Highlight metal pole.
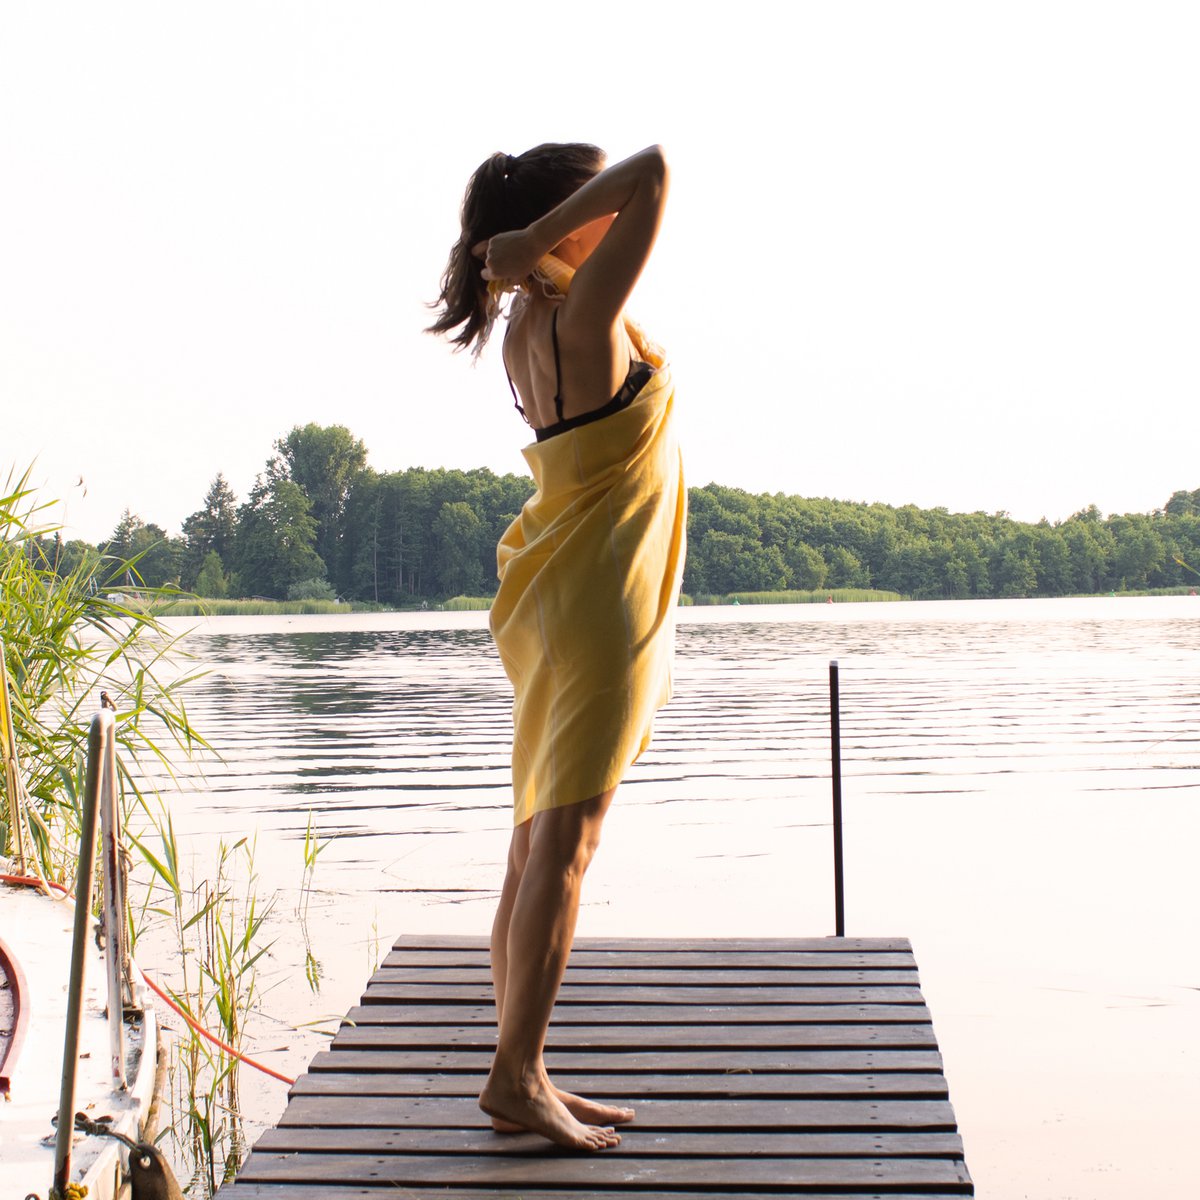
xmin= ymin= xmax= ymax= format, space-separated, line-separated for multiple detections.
xmin=53 ymin=709 xmax=113 ymax=1196
xmin=99 ymin=722 xmax=127 ymax=1088
xmin=830 ymin=660 xmax=845 ymax=937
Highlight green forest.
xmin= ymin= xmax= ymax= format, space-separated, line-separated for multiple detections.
xmin=34 ymin=423 xmax=1200 ymax=603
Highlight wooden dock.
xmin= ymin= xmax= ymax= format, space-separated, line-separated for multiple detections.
xmin=218 ymin=934 xmax=972 ymax=1198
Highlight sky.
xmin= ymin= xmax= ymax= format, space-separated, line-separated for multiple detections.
xmin=2 ymin=1 xmax=1197 ymax=543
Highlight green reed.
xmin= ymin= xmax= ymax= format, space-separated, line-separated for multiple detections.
xmin=690 ymin=588 xmax=906 ymax=605
xmin=133 ymin=811 xmax=279 ymax=1197
xmin=442 ymin=588 xmax=907 ymax=612
xmin=441 ymin=595 xmax=494 ymax=611
xmin=299 ymin=808 xmax=327 ymax=914
xmin=148 ymin=597 xmax=349 ymax=617
xmin=1 ymin=466 xmax=207 ymax=882
xmin=1 ymin=468 xmax=293 ymax=1198
xmin=297 ymin=809 xmax=330 ymax=995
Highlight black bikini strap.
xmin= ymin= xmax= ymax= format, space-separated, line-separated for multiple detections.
xmin=551 ymin=307 xmax=565 ymax=423
xmin=504 ymin=362 xmax=525 ymax=419
xmin=501 ymin=325 xmax=528 ymax=422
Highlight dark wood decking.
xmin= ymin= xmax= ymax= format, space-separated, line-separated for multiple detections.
xmin=218 ymin=934 xmax=972 ymax=1198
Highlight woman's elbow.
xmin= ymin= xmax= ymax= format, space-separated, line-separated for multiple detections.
xmin=637 ymin=145 xmax=669 ymax=198
xmin=642 ymin=144 xmax=669 ymax=181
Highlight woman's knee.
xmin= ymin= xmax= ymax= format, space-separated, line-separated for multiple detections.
xmin=528 ymin=791 xmax=613 ymax=876
xmin=506 ymin=820 xmax=532 ymax=878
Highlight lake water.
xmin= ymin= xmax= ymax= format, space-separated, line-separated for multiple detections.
xmin=153 ymin=596 xmax=1200 ymax=1198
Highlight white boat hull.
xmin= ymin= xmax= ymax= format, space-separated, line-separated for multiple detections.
xmin=0 ymin=882 xmax=160 ymax=1200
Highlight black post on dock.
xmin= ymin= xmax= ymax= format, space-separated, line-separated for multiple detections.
xmin=829 ymin=659 xmax=845 ymax=937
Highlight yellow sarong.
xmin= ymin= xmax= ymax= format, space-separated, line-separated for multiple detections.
xmin=489 ymin=266 xmax=686 ymax=826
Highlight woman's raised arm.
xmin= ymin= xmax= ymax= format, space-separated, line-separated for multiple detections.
xmin=476 ymin=145 xmax=669 ymax=330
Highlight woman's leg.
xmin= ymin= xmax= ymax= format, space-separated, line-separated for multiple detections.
xmin=487 ymin=803 xmax=635 ymax=1135
xmin=490 ymin=818 xmax=531 ymax=1021
xmin=479 ymin=788 xmax=625 ymax=1149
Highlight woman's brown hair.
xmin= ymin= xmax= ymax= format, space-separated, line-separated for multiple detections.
xmin=427 ymin=142 xmax=604 ymax=356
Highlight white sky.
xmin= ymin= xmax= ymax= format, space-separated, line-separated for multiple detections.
xmin=2 ymin=2 xmax=1197 ymax=543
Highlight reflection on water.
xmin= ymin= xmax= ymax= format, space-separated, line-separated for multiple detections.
xmin=150 ymin=597 xmax=1200 ymax=1200
xmin=169 ymin=598 xmax=1200 ymax=853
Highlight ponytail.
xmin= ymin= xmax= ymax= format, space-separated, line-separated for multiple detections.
xmin=427 ymin=143 xmax=604 ymax=356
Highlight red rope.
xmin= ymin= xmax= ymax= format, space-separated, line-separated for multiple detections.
xmin=1 ymin=871 xmax=69 ymax=894
xmin=136 ymin=967 xmax=296 ymax=1086
xmin=1 ymin=872 xmax=297 ymax=1086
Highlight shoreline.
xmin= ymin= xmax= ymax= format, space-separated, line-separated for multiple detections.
xmin=145 ymin=584 xmax=1198 ymax=619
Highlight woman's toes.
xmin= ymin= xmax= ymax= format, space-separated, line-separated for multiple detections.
xmin=590 ymin=1124 xmax=619 ymax=1147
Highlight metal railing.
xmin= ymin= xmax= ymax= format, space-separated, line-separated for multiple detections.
xmin=53 ymin=706 xmax=132 ymax=1196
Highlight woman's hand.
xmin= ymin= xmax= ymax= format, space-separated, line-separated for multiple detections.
xmin=473 ymin=230 xmax=540 ymax=284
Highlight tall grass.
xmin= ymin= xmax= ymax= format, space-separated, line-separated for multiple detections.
xmin=441 ymin=595 xmax=493 ymax=611
xmin=1 ymin=468 xmax=287 ymax=1198
xmin=442 ymin=589 xmax=908 ymax=611
xmin=135 ymin=818 xmax=275 ymax=1194
xmin=297 ymin=809 xmax=329 ymax=995
xmin=690 ymin=587 xmax=906 ymax=605
xmin=148 ymin=597 xmax=348 ymax=617
xmin=1102 ymin=585 xmax=1198 ymax=597
xmin=1 ymin=467 xmax=207 ymax=881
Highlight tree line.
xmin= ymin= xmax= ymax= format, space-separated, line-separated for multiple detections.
xmin=35 ymin=423 xmax=1200 ymax=602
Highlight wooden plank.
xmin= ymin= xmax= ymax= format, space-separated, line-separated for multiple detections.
xmin=276 ymin=1095 xmax=960 ymax=1131
xmin=217 ymin=935 xmax=972 ymax=1197
xmin=289 ymin=1071 xmax=950 ymax=1099
xmin=307 ymin=1048 xmax=947 ymax=1075
xmin=221 ymin=1188 xmax=967 ymax=1200
xmin=372 ymin=966 xmax=923 ymax=986
xmin=392 ymin=934 xmax=914 ymax=953
xmin=237 ymin=1151 xmax=971 ymax=1190
xmin=360 ymin=983 xmax=928 ymax=1005
xmin=251 ymin=1126 xmax=966 ymax=1158
xmin=343 ymin=1003 xmax=933 ymax=1026
xmin=384 ymin=949 xmax=918 ymax=969
xmin=332 ymin=1022 xmax=940 ymax=1050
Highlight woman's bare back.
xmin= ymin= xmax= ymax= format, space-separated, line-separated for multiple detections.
xmin=503 ymin=293 xmax=638 ymax=433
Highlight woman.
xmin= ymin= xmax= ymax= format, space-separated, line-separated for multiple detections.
xmin=429 ymin=144 xmax=685 ymax=1151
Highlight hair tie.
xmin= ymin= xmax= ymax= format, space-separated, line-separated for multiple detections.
xmin=504 ymin=154 xmax=516 ymax=177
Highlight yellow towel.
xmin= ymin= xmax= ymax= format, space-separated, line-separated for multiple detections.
xmin=489 ymin=260 xmax=686 ymax=826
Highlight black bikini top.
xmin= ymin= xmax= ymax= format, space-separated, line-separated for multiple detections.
xmin=505 ymin=308 xmax=655 ymax=442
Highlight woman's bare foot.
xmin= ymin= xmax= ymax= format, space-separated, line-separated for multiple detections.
xmin=490 ymin=1086 xmax=634 ymax=1134
xmin=479 ymin=1071 xmax=620 ymax=1150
